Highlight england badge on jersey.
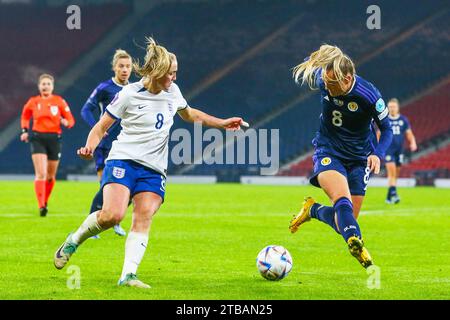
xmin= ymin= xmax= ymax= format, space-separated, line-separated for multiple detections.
xmin=50 ymin=106 xmax=59 ymax=116
xmin=112 ymin=167 xmax=126 ymax=179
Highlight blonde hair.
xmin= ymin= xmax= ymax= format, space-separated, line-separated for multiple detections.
xmin=292 ymin=44 xmax=355 ymax=90
xmin=133 ymin=37 xmax=172 ymax=85
xmin=111 ymin=49 xmax=132 ymax=70
xmin=388 ymin=98 xmax=400 ymax=105
xmin=38 ymin=73 xmax=54 ymax=84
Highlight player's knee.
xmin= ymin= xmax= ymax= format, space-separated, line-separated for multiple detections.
xmin=35 ymin=173 xmax=46 ymax=180
xmin=99 ymin=208 xmax=123 ymax=226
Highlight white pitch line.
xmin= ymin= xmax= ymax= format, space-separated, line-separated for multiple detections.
xmin=360 ymin=207 xmax=449 ymax=216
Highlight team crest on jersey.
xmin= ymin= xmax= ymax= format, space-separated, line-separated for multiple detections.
xmin=333 ymin=98 xmax=344 ymax=106
xmin=50 ymin=106 xmax=59 ymax=116
xmin=399 ymin=120 xmax=404 ymax=126
xmin=375 ymin=98 xmax=386 ymax=112
xmin=347 ymin=102 xmax=358 ymax=112
xmin=321 ymin=157 xmax=332 ymax=166
xmin=112 ymin=167 xmax=125 ymax=179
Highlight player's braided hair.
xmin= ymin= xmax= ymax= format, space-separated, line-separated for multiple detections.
xmin=133 ymin=37 xmax=172 ymax=84
xmin=292 ymin=44 xmax=355 ymax=90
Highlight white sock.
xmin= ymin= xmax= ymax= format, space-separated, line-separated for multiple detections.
xmin=71 ymin=212 xmax=103 ymax=245
xmin=120 ymin=231 xmax=149 ymax=281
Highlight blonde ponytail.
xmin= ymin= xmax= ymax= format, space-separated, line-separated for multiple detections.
xmin=292 ymin=44 xmax=355 ymax=89
xmin=133 ymin=37 xmax=171 ymax=83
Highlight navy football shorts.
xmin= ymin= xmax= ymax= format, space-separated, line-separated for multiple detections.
xmin=309 ymin=153 xmax=371 ymax=196
xmin=384 ymin=149 xmax=404 ymax=166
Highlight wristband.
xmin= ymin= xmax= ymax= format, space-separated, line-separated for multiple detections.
xmin=21 ymin=128 xmax=28 ymax=134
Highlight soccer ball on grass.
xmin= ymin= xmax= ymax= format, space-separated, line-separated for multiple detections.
xmin=256 ymin=245 xmax=292 ymax=281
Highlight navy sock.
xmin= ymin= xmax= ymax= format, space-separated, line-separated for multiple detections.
xmin=334 ymin=197 xmax=362 ymax=242
xmin=387 ymin=186 xmax=394 ymax=200
xmin=89 ymin=189 xmax=103 ymax=215
xmin=388 ymin=186 xmax=396 ymax=197
xmin=310 ymin=203 xmax=339 ymax=234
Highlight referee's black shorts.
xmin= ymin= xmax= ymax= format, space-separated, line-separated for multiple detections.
xmin=29 ymin=131 xmax=62 ymax=161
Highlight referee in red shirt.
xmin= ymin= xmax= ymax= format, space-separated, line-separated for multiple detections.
xmin=20 ymin=74 xmax=75 ymax=216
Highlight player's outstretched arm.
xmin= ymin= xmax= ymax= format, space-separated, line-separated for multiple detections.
xmin=178 ymin=106 xmax=248 ymax=130
xmin=77 ymin=113 xmax=116 ymax=160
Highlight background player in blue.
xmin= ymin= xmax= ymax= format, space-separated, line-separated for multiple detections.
xmin=288 ymin=45 xmax=393 ymax=269
xmin=384 ymin=98 xmax=417 ymax=204
xmin=80 ymin=49 xmax=132 ymax=237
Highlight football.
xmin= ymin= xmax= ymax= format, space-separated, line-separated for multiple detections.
xmin=256 ymin=245 xmax=293 ymax=281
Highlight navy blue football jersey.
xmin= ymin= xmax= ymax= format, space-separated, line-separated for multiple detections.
xmin=386 ymin=114 xmax=410 ymax=153
xmin=81 ymin=78 xmax=125 ymax=149
xmin=313 ymin=73 xmax=392 ymax=161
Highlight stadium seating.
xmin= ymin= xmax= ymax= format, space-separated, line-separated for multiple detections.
xmin=401 ymin=143 xmax=450 ymax=178
xmin=0 ymin=3 xmax=130 ymax=129
xmin=0 ymin=3 xmax=130 ymax=173
xmin=1 ymin=0 xmax=449 ymax=177
xmin=184 ymin=0 xmax=449 ymax=175
xmin=401 ymin=81 xmax=450 ymax=145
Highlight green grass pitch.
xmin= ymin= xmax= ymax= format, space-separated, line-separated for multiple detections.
xmin=0 ymin=181 xmax=449 ymax=300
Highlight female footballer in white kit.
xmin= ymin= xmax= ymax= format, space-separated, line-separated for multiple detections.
xmin=54 ymin=38 xmax=248 ymax=288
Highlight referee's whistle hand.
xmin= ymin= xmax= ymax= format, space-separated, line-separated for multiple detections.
xmin=20 ymin=133 xmax=29 ymax=143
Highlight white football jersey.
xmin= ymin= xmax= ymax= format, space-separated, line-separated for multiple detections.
xmin=105 ymin=79 xmax=188 ymax=176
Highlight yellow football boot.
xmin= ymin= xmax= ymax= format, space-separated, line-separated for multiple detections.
xmin=347 ymin=236 xmax=373 ymax=268
xmin=289 ymin=197 xmax=315 ymax=233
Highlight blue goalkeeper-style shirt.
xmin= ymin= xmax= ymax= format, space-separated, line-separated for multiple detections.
xmin=313 ymin=73 xmax=392 ymax=161
xmin=80 ymin=78 xmax=125 ymax=149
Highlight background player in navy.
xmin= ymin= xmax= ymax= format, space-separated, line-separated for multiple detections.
xmin=288 ymin=45 xmax=393 ymax=268
xmin=384 ymin=98 xmax=417 ymax=204
xmin=80 ymin=49 xmax=132 ymax=237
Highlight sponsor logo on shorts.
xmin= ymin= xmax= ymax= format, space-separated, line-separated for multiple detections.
xmin=385 ymin=155 xmax=392 ymax=161
xmin=348 ymin=102 xmax=358 ymax=112
xmin=321 ymin=157 xmax=332 ymax=166
xmin=112 ymin=167 xmax=126 ymax=179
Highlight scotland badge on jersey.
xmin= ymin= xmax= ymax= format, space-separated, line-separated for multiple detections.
xmin=112 ymin=167 xmax=126 ymax=179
